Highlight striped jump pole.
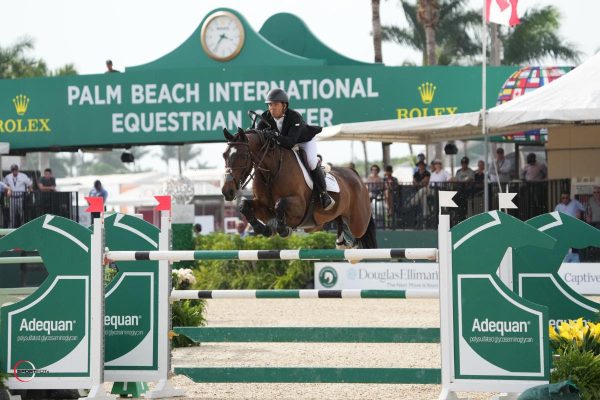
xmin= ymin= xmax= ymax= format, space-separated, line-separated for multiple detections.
xmin=106 ymin=248 xmax=438 ymax=262
xmin=0 ymin=256 xmax=43 ymax=264
xmin=171 ymin=289 xmax=439 ymax=300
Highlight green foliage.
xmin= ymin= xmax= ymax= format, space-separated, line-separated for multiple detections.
xmin=551 ymin=347 xmax=600 ymax=400
xmin=0 ymin=369 xmax=7 ymax=388
xmin=171 ymin=269 xmax=205 ymax=348
xmin=194 ymin=231 xmax=336 ymax=290
xmin=501 ymin=6 xmax=580 ymax=65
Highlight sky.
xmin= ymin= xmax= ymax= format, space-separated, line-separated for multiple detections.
xmin=1 ymin=0 xmax=597 ymax=172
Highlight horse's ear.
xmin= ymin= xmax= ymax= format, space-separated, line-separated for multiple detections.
xmin=223 ymin=128 xmax=234 ymax=142
xmin=236 ymin=127 xmax=248 ymax=143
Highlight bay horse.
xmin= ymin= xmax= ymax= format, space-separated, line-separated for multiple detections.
xmin=221 ymin=127 xmax=377 ymax=248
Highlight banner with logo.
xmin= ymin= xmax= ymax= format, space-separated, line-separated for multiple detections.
xmin=315 ymin=262 xmax=438 ymax=290
xmin=0 ymin=65 xmax=515 ymax=151
xmin=316 ymin=261 xmax=600 ymax=295
xmin=559 ymin=263 xmax=600 ymax=295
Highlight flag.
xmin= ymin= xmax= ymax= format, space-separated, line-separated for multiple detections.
xmin=486 ymin=0 xmax=520 ymax=26
xmin=154 ymin=195 xmax=172 ymax=212
xmin=498 ymin=192 xmax=518 ymax=209
xmin=85 ymin=197 xmax=104 ymax=213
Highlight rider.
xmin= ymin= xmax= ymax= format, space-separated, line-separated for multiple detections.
xmin=254 ymin=88 xmax=335 ymax=211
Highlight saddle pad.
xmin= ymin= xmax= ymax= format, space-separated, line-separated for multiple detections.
xmin=292 ymin=150 xmax=340 ymax=193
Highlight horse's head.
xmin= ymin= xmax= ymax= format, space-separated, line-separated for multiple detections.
xmin=222 ymin=127 xmax=252 ymax=201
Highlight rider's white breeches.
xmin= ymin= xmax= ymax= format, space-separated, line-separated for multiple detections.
xmin=298 ymin=139 xmax=319 ymax=170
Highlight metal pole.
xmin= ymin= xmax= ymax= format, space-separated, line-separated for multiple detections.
xmin=482 ymin=0 xmax=490 ymax=212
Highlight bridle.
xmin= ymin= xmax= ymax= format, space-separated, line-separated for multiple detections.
xmin=224 ymin=132 xmax=281 ymax=191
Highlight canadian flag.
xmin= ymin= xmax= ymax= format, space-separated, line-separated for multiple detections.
xmin=486 ymin=0 xmax=520 ymax=26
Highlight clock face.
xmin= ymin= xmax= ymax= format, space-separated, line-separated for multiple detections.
xmin=201 ymin=11 xmax=245 ymax=61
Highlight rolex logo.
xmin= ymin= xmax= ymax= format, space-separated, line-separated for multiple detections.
xmin=12 ymin=95 xmax=30 ymax=116
xmin=418 ymin=82 xmax=436 ymax=105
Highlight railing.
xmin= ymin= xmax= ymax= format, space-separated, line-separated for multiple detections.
xmin=365 ymin=179 xmax=570 ymax=230
xmin=0 ymin=191 xmax=79 ymax=228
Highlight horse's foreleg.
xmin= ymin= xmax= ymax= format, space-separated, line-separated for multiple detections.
xmin=274 ymin=196 xmax=305 ymax=238
xmin=274 ymin=198 xmax=292 ymax=237
xmin=239 ymin=199 xmax=273 ymax=237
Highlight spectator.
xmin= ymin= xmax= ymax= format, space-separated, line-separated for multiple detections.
xmin=383 ymin=165 xmax=399 ymax=218
xmin=105 ymin=59 xmax=120 ymax=73
xmin=489 ymin=148 xmax=511 ymax=183
xmin=413 ymin=160 xmax=430 ymax=187
xmin=474 ymin=160 xmax=485 ymax=184
xmin=193 ymin=223 xmax=202 ymax=237
xmin=586 ymin=186 xmax=600 ymax=228
xmin=38 ymin=168 xmax=56 ymax=215
xmin=236 ymin=221 xmax=248 ymax=238
xmin=521 ymin=153 xmax=547 ymax=182
xmin=555 ymin=192 xmax=585 ymax=263
xmin=454 ymin=157 xmax=475 ymax=182
xmin=4 ymin=164 xmax=32 ymax=228
xmin=366 ymin=164 xmax=382 ymax=199
xmin=89 ymin=180 xmax=108 ymax=223
xmin=39 ymin=168 xmax=56 ymax=192
xmin=555 ymin=192 xmax=585 ymax=219
xmin=412 ymin=153 xmax=427 ymax=174
xmin=429 ymin=159 xmax=450 ymax=186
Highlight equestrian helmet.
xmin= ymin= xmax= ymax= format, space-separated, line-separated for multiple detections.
xmin=265 ymin=88 xmax=289 ymax=103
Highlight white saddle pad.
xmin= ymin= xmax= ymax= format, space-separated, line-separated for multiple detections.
xmin=292 ymin=150 xmax=340 ymax=193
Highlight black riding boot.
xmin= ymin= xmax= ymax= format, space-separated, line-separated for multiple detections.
xmin=311 ymin=166 xmax=335 ymax=211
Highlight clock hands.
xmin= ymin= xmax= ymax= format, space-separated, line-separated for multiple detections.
xmin=212 ymin=33 xmax=236 ymax=53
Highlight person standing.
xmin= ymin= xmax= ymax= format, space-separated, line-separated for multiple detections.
xmin=105 ymin=59 xmax=120 ymax=73
xmin=38 ymin=168 xmax=57 ymax=215
xmin=489 ymin=148 xmax=511 ymax=183
xmin=89 ymin=180 xmax=108 ymax=223
xmin=521 ymin=153 xmax=547 ymax=182
xmin=474 ymin=160 xmax=486 ymax=184
xmin=429 ymin=160 xmax=450 ymax=186
xmin=3 ymin=165 xmax=32 ymax=228
xmin=454 ymin=157 xmax=475 ymax=182
xmin=555 ymin=192 xmax=586 ymax=263
xmin=586 ymin=186 xmax=600 ymax=228
xmin=366 ymin=164 xmax=383 ymax=199
xmin=383 ymin=165 xmax=399 ymax=220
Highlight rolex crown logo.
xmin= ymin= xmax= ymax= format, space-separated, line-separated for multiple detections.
xmin=418 ymin=82 xmax=436 ymax=105
xmin=12 ymin=94 xmax=30 ymax=116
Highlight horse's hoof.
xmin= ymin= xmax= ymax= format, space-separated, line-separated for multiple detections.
xmin=256 ymin=225 xmax=273 ymax=237
xmin=277 ymin=226 xmax=292 ymax=238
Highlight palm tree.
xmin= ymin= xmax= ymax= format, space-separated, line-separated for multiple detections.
xmin=417 ymin=0 xmax=440 ymax=65
xmin=0 ymin=37 xmax=49 ymax=78
xmin=500 ymin=6 xmax=580 ymax=65
xmin=372 ymin=0 xmax=383 ymax=63
xmin=382 ymin=0 xmax=480 ymax=65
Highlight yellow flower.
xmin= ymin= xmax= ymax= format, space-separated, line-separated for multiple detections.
xmin=549 ymin=325 xmax=559 ymax=340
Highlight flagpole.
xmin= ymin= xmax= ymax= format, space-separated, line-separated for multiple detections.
xmin=482 ymin=0 xmax=489 ymax=212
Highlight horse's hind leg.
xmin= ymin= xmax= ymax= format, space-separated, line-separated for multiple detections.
xmin=240 ymin=199 xmax=273 ymax=237
xmin=335 ymin=217 xmax=346 ymax=249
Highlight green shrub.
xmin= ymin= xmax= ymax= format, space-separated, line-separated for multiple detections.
xmin=551 ymin=347 xmax=600 ymax=400
xmin=194 ymin=231 xmax=336 ymax=289
xmin=171 ymin=268 xmax=206 ymax=348
xmin=0 ymin=369 xmax=7 ymax=388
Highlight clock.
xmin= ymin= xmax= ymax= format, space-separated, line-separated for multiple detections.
xmin=200 ymin=11 xmax=245 ymax=61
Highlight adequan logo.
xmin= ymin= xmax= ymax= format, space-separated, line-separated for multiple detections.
xmin=396 ymin=82 xmax=458 ymax=119
xmin=0 ymin=94 xmax=51 ymax=133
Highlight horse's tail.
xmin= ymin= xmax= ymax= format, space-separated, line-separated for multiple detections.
xmin=357 ymin=216 xmax=378 ymax=249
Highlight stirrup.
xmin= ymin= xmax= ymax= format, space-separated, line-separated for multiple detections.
xmin=321 ymin=193 xmax=335 ymax=211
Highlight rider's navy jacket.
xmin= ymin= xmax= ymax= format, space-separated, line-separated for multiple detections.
xmin=255 ymin=108 xmax=322 ymax=149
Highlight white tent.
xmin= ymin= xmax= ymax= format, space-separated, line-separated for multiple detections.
xmin=318 ymin=53 xmax=600 ymax=143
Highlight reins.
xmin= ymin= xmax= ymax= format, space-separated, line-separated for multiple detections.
xmin=225 ymin=132 xmax=282 ymax=191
